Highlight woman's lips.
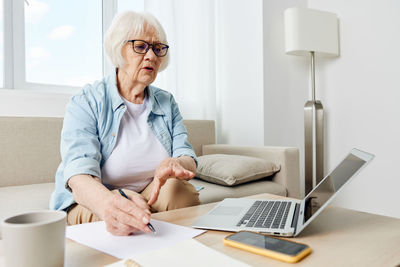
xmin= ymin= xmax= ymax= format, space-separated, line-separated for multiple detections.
xmin=143 ymin=67 xmax=154 ymax=72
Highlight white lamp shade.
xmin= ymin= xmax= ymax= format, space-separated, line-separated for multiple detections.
xmin=284 ymin=7 xmax=339 ymax=57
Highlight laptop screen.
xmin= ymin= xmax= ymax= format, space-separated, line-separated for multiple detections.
xmin=303 ymin=153 xmax=367 ymax=224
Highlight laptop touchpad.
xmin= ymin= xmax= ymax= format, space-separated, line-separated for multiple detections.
xmin=210 ymin=206 xmax=243 ymax=216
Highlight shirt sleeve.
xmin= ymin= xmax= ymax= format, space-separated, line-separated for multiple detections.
xmin=170 ymin=95 xmax=198 ymax=167
xmin=61 ymin=91 xmax=102 ymax=191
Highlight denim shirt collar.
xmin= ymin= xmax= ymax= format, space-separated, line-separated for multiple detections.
xmin=108 ymin=70 xmax=165 ymax=116
xmin=147 ymin=85 xmax=165 ymax=116
xmin=107 ymin=70 xmax=124 ymax=111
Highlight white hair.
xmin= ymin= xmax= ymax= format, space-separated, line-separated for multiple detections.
xmin=104 ymin=11 xmax=169 ymax=71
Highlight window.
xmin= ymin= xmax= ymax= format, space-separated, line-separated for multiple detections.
xmin=24 ymin=0 xmax=103 ymax=87
xmin=1 ymin=0 xmax=148 ymax=92
xmin=0 ymin=0 xmax=4 ymax=87
xmin=2 ymin=0 xmax=114 ymax=92
xmin=1 ymin=0 xmax=205 ymax=97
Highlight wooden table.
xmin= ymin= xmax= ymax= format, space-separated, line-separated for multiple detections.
xmin=1 ymin=193 xmax=400 ymax=266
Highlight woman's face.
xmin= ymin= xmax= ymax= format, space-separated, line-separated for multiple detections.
xmin=120 ymin=26 xmax=164 ymax=87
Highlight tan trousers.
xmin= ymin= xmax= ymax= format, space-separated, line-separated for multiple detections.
xmin=67 ymin=178 xmax=200 ymax=225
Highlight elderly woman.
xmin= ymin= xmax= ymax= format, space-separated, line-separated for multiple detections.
xmin=50 ymin=11 xmax=200 ymax=236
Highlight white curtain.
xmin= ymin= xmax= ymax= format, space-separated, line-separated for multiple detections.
xmin=143 ymin=0 xmax=217 ymax=120
xmin=119 ymin=0 xmax=266 ymax=146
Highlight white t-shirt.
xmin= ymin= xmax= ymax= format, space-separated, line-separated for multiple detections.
xmin=101 ymin=95 xmax=170 ymax=192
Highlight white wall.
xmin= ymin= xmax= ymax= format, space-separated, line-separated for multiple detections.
xmin=304 ymin=0 xmax=400 ymax=218
xmin=215 ymin=0 xmax=265 ymax=146
xmin=263 ymin=0 xmax=400 ymax=218
xmin=263 ymin=0 xmax=308 ymax=198
xmin=0 ymin=89 xmax=70 ymax=117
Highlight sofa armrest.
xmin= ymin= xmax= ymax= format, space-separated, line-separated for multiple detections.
xmin=202 ymin=144 xmax=301 ymax=199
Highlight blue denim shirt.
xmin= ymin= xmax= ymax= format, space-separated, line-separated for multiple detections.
xmin=49 ymin=71 xmax=197 ymax=211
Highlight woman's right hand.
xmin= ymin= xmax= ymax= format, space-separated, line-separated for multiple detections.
xmin=100 ymin=191 xmax=152 ymax=236
xmin=69 ymin=175 xmax=152 ymax=236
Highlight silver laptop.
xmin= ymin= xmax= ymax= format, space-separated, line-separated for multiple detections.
xmin=193 ymin=148 xmax=374 ymax=237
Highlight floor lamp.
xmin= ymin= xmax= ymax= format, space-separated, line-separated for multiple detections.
xmin=284 ymin=7 xmax=339 ymax=195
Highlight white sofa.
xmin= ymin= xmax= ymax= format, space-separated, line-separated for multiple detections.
xmin=0 ymin=117 xmax=300 ymax=237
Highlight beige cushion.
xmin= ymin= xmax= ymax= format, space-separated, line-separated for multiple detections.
xmin=196 ymin=154 xmax=280 ymax=186
xmin=189 ymin=178 xmax=286 ymax=204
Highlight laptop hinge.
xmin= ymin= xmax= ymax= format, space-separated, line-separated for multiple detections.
xmin=291 ymin=203 xmax=300 ymax=232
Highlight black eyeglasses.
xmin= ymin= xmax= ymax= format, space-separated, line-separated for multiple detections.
xmin=126 ymin=40 xmax=169 ymax=57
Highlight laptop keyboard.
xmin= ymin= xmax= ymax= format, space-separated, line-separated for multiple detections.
xmin=236 ymin=200 xmax=291 ymax=229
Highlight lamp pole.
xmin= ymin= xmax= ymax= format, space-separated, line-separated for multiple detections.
xmin=304 ymin=51 xmax=324 ymax=196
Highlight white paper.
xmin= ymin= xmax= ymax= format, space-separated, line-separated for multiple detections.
xmin=66 ymin=219 xmax=205 ymax=259
xmin=106 ymin=239 xmax=251 ymax=267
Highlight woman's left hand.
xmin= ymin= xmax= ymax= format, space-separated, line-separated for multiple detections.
xmin=148 ymin=157 xmax=195 ymax=205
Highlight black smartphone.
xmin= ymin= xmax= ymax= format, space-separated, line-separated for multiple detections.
xmin=223 ymin=231 xmax=311 ymax=263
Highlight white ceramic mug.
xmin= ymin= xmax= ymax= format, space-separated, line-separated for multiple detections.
xmin=1 ymin=210 xmax=66 ymax=267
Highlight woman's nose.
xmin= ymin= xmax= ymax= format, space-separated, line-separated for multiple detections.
xmin=144 ymin=48 xmax=157 ymax=61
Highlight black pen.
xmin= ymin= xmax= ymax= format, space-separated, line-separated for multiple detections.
xmin=118 ymin=188 xmax=156 ymax=234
